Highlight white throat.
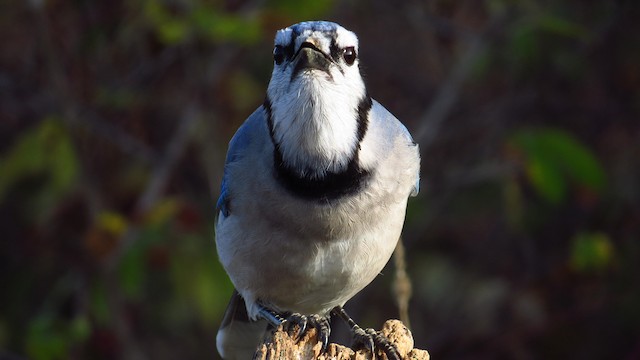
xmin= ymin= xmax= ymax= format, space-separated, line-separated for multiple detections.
xmin=269 ymin=75 xmax=364 ymax=177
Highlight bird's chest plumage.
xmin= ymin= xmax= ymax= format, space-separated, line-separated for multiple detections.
xmin=216 ymin=148 xmax=408 ymax=315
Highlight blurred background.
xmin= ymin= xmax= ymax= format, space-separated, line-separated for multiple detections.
xmin=1 ymin=0 xmax=639 ymax=359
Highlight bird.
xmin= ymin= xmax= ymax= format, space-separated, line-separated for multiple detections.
xmin=215 ymin=21 xmax=420 ymax=359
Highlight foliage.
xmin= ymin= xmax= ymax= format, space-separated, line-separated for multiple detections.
xmin=570 ymin=232 xmax=614 ymax=273
xmin=1 ymin=0 xmax=638 ymax=359
xmin=509 ymin=127 xmax=606 ymax=204
xmin=143 ymin=0 xmax=263 ymax=44
xmin=0 ymin=118 xmax=78 ymax=222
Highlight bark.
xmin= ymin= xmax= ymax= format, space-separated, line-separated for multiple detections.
xmin=254 ymin=319 xmax=430 ymax=360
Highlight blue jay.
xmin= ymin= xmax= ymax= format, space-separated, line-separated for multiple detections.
xmin=215 ymin=21 xmax=420 ymax=359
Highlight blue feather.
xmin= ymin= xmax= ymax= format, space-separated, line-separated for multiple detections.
xmin=216 ymin=118 xmax=254 ymax=217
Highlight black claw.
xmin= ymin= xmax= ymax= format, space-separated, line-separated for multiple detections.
xmin=297 ymin=323 xmax=307 ymax=340
xmin=315 ymin=315 xmax=331 ymax=352
xmin=258 ymin=306 xmax=332 ymax=352
xmin=332 ymin=306 xmax=401 ymax=360
xmin=369 ymin=328 xmax=401 ymax=360
xmin=352 ymin=326 xmax=375 ymax=356
xmin=282 ymin=313 xmax=305 ymax=340
xmin=295 ymin=314 xmax=308 ymax=340
xmin=320 ymin=332 xmax=329 ymax=352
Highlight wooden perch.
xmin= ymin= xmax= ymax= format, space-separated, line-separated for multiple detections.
xmin=254 ymin=319 xmax=430 ymax=360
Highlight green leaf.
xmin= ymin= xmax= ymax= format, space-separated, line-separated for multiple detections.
xmin=0 ymin=127 xmax=46 ymax=201
xmin=510 ymin=127 xmax=606 ymax=204
xmin=538 ymin=14 xmax=588 ymax=39
xmin=570 ymin=232 xmax=614 ymax=272
xmin=25 ymin=314 xmax=68 ymax=360
xmin=143 ymin=197 xmax=180 ymax=226
xmin=170 ymin=234 xmax=232 ymax=323
xmin=68 ymin=316 xmax=91 ymax=343
xmin=117 ymin=222 xmax=169 ymax=300
xmin=143 ymin=0 xmax=190 ymax=44
xmin=268 ymin=0 xmax=334 ymax=20
xmin=90 ymin=281 xmax=110 ymax=325
xmin=97 ymin=211 xmax=128 ymax=237
xmin=159 ymin=19 xmax=190 ymax=44
xmin=143 ymin=0 xmax=262 ymax=45
xmin=118 ymin=239 xmax=147 ymax=300
xmin=526 ymin=152 xmax=567 ymax=204
xmin=228 ymin=71 xmax=264 ymax=111
xmin=0 ymin=118 xmax=78 ymax=206
xmin=118 ymin=253 xmax=144 ymax=299
xmin=25 ymin=312 xmax=90 ymax=360
xmin=95 ymin=87 xmax=137 ymax=109
xmin=507 ymin=22 xmax=540 ymax=72
xmin=192 ymin=7 xmax=261 ymax=44
xmin=49 ymin=131 xmax=78 ymax=195
xmin=551 ymin=132 xmax=606 ymax=192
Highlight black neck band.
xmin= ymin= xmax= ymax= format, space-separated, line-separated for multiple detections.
xmin=264 ymin=96 xmax=372 ymax=201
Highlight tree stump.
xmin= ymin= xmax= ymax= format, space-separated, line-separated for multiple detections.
xmin=254 ymin=319 xmax=430 ymax=360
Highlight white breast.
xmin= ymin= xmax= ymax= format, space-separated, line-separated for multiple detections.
xmin=270 ymin=75 xmax=361 ymax=176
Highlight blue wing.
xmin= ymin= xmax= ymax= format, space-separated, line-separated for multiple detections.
xmin=216 ymin=117 xmax=254 ymax=217
xmin=398 ymin=123 xmax=420 ymax=197
xmin=371 ymin=100 xmax=420 ymax=198
xmin=404 ymin=128 xmax=420 ymax=197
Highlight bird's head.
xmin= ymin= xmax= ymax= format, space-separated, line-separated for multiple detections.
xmin=265 ymin=21 xmax=370 ymax=178
xmin=267 ymin=21 xmax=365 ymax=102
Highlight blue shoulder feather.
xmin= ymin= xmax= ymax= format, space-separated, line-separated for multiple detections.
xmin=407 ymin=134 xmax=420 ymax=197
xmin=216 ymin=118 xmax=254 ymax=217
xmin=371 ymin=100 xmax=420 ymax=197
xmin=398 ymin=120 xmax=420 ymax=197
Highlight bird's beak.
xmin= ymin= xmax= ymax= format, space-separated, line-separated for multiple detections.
xmin=292 ymin=40 xmax=332 ymax=76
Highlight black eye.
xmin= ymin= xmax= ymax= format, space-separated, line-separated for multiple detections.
xmin=343 ymin=47 xmax=357 ymax=65
xmin=273 ymin=45 xmax=285 ymax=65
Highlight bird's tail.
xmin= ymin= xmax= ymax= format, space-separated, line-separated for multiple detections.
xmin=216 ymin=290 xmax=269 ymax=360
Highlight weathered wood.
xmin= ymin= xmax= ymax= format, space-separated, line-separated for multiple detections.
xmin=254 ymin=319 xmax=430 ymax=360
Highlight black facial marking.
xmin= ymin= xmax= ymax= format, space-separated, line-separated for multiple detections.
xmin=264 ymin=97 xmax=274 ymax=139
xmin=285 ymin=37 xmax=294 ymax=58
xmin=275 ymin=43 xmax=294 ymax=67
xmin=330 ymin=39 xmax=340 ymax=62
xmin=356 ymin=95 xmax=372 ymax=143
xmin=263 ymin=95 xmax=373 ymax=202
xmin=273 ymin=45 xmax=285 ymax=65
xmin=289 ymin=28 xmax=297 ymax=51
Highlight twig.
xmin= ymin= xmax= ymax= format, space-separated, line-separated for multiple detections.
xmin=393 ymin=239 xmax=413 ymax=329
xmin=412 ymin=35 xmax=486 ymax=149
xmin=407 ymin=8 xmax=505 ymax=149
xmin=103 ymin=104 xmax=200 ymax=271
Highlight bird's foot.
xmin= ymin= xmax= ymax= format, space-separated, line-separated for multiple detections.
xmin=352 ymin=327 xmax=401 ymax=360
xmin=256 ymin=303 xmax=331 ymax=352
xmin=282 ymin=313 xmax=331 ymax=351
xmin=331 ymin=306 xmax=401 ymax=360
